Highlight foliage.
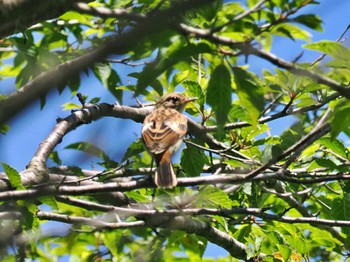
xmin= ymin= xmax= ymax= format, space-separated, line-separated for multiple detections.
xmin=0 ymin=0 xmax=350 ymax=261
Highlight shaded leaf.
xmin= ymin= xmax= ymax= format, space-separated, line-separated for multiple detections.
xmin=293 ymin=14 xmax=323 ymax=31
xmin=232 ymin=67 xmax=264 ymax=126
xmin=181 ymin=143 xmax=206 ymax=177
xmin=206 ymin=63 xmax=232 ymax=137
xmin=122 ymin=139 xmax=145 ymax=162
xmin=0 ymin=123 xmax=9 ymax=134
xmin=136 ymin=40 xmax=212 ymax=95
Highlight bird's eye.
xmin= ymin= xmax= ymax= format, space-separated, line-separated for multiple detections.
xmin=170 ymin=96 xmax=179 ymax=103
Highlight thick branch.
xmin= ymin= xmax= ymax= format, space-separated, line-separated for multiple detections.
xmin=0 ymin=0 xmax=90 ymax=38
xmin=72 ymin=2 xmax=146 ymax=21
xmin=0 ymin=0 xmax=213 ymax=125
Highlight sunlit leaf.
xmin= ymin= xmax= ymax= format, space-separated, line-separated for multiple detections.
xmin=2 ymin=162 xmax=23 ymax=190
xmin=304 ymin=40 xmax=350 ymax=61
xmin=196 ymin=186 xmax=233 ymax=208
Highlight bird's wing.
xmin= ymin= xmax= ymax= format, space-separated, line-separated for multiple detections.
xmin=142 ymin=109 xmax=187 ymax=154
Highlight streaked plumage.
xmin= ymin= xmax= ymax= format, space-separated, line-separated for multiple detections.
xmin=142 ymin=93 xmax=196 ymax=188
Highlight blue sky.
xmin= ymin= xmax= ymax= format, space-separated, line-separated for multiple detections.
xmin=0 ymin=0 xmax=349 ymax=259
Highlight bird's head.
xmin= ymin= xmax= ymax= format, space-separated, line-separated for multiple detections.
xmin=156 ymin=92 xmax=197 ymax=111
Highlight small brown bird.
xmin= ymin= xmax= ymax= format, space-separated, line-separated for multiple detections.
xmin=142 ymin=93 xmax=197 ymax=188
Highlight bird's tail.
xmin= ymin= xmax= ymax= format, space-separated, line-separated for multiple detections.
xmin=154 ymin=151 xmax=177 ymax=189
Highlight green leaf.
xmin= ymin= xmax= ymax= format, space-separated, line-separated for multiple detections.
xmin=272 ymin=23 xmax=311 ymax=41
xmin=170 ymin=70 xmax=189 ymax=90
xmin=206 ymin=63 xmax=232 ymax=137
xmin=62 ymin=102 xmax=81 ymax=110
xmin=293 ymin=14 xmax=323 ymax=31
xmin=93 ymin=63 xmax=122 ymax=103
xmin=122 ymin=139 xmax=145 ymax=162
xmin=329 ymin=99 xmax=350 ymax=138
xmin=125 ymin=190 xmax=151 ymax=203
xmin=261 ymin=144 xmax=283 ymax=164
xmin=285 ymin=235 xmax=311 ymax=254
xmin=308 ymin=158 xmax=338 ymax=171
xmin=136 ymin=39 xmax=212 ymax=95
xmin=49 ymin=151 xmax=62 ymax=165
xmin=2 ymin=162 xmax=23 ymax=190
xmin=0 ymin=123 xmax=9 ymax=134
xmin=38 ymin=196 xmax=59 ymax=211
xmin=332 ymin=195 xmax=350 ymax=220
xmin=332 ymin=194 xmax=350 ymax=235
xmin=303 ymin=40 xmax=350 ymax=61
xmin=232 ymin=67 xmax=264 ymax=126
xmin=276 ymin=244 xmax=292 ymax=261
xmin=196 ymin=186 xmax=232 ymax=208
xmin=181 ymin=143 xmax=206 ymax=177
xmin=182 ymin=80 xmax=205 ymax=110
xmin=318 ymin=137 xmax=349 ymax=159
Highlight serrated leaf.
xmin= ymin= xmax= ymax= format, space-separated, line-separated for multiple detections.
xmin=206 ymin=64 xmax=232 ymax=137
xmin=196 ymin=186 xmax=232 ymax=208
xmin=272 ymin=23 xmax=311 ymax=41
xmin=329 ymin=99 xmax=350 ymax=138
xmin=181 ymin=144 xmax=206 ymax=177
xmin=232 ymin=67 xmax=264 ymax=126
xmin=136 ymin=40 xmax=212 ymax=95
xmin=213 ymin=215 xmax=229 ymax=232
xmin=182 ymin=80 xmax=205 ymax=109
xmin=304 ymin=40 xmax=350 ymax=61
xmin=318 ymin=137 xmax=348 ymax=159
xmin=2 ymin=162 xmax=23 ymax=189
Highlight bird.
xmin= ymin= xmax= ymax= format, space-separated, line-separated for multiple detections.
xmin=142 ymin=92 xmax=197 ymax=188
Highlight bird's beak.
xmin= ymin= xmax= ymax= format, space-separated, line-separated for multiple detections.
xmin=184 ymin=97 xmax=198 ymax=103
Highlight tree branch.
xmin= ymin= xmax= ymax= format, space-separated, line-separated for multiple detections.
xmin=0 ymin=0 xmax=214 ymax=125
xmin=179 ymin=24 xmax=350 ymax=99
xmin=72 ymin=2 xmax=146 ymax=21
xmin=0 ymin=0 xmax=90 ymax=38
xmin=36 ymin=210 xmax=257 ymax=260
